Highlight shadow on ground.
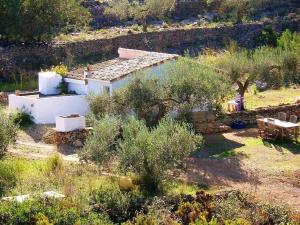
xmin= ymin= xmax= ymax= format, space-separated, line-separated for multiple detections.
xmin=22 ymin=124 xmax=53 ymax=143
xmin=262 ymin=139 xmax=300 ymax=154
xmin=177 ymin=132 xmax=260 ymax=187
xmin=196 ymin=133 xmax=245 ymax=158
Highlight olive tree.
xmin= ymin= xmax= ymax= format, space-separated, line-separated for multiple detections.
xmin=80 ymin=116 xmax=202 ymax=192
xmin=118 ymin=117 xmax=202 ymax=191
xmin=79 ymin=115 xmax=121 ymax=166
xmin=88 ymin=57 xmax=232 ymax=126
xmin=0 ymin=113 xmax=18 ymax=158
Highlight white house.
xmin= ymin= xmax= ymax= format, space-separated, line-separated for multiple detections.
xmin=9 ymin=48 xmax=178 ymax=124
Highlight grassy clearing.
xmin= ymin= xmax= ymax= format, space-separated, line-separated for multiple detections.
xmin=0 ymin=79 xmax=38 ymax=92
xmin=202 ymin=129 xmax=300 ymax=174
xmin=245 ymin=86 xmax=300 ymax=110
xmin=1 ymin=155 xmax=112 ymax=202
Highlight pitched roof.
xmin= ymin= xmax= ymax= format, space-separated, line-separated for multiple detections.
xmin=67 ymin=50 xmax=178 ymax=82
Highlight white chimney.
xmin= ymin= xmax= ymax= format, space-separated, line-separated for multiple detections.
xmin=39 ymin=72 xmax=62 ymax=95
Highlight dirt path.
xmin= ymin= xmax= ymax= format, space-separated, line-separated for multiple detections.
xmin=177 ymin=128 xmax=300 ymax=212
xmin=9 ymin=141 xmax=79 ymax=162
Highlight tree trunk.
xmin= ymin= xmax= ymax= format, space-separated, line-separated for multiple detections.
xmin=236 ymin=79 xmax=249 ymax=111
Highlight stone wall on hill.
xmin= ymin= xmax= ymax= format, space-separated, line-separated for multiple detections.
xmin=192 ymin=103 xmax=300 ymax=134
xmin=1 ymin=20 xmax=299 ymax=80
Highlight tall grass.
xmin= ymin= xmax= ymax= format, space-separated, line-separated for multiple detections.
xmin=0 ymin=74 xmax=38 ymax=92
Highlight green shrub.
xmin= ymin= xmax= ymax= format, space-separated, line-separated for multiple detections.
xmin=79 ymin=115 xmax=122 ymax=165
xmin=90 ymin=180 xmax=142 ymax=223
xmin=0 ymin=161 xmax=18 ymax=197
xmin=45 ymin=154 xmax=64 ymax=175
xmin=133 ymin=214 xmax=159 ymax=225
xmin=277 ymin=30 xmax=300 ymax=52
xmin=10 ymin=108 xmax=33 ymax=127
xmin=0 ymin=198 xmax=113 ymax=225
xmin=255 ymin=204 xmax=293 ymax=225
xmin=218 ymin=0 xmax=250 ymax=23
xmin=281 ymin=51 xmax=300 ymax=84
xmin=259 ymin=25 xmax=278 ymax=47
xmin=118 ymin=117 xmax=202 ymax=192
xmin=0 ymin=112 xmax=18 ymax=158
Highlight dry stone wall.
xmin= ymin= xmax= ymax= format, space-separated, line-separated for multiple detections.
xmin=2 ymin=21 xmax=298 ymax=80
xmin=43 ymin=128 xmax=92 ymax=147
xmin=192 ymin=103 xmax=300 ymax=134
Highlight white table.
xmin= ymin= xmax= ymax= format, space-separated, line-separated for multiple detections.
xmin=258 ymin=118 xmax=299 ymax=140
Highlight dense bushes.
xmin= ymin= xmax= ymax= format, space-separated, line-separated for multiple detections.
xmin=0 ymin=198 xmax=112 ymax=225
xmin=0 ymin=156 xmax=298 ymax=225
xmin=81 ymin=116 xmax=202 ymax=192
xmin=0 ymin=0 xmax=91 ymax=42
xmin=0 ymin=112 xmax=18 ymax=158
xmin=90 ymin=181 xmax=144 ymax=223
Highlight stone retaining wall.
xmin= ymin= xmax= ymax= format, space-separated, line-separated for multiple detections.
xmin=2 ymin=20 xmax=298 ymax=80
xmin=192 ymin=103 xmax=300 ymax=134
xmin=222 ymin=103 xmax=300 ymax=125
xmin=43 ymin=128 xmax=92 ymax=147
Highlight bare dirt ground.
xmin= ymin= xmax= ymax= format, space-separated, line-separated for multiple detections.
xmin=176 ymin=128 xmax=300 ymax=212
xmin=8 ymin=125 xmax=79 ymax=162
xmin=9 ymin=124 xmax=300 ymax=211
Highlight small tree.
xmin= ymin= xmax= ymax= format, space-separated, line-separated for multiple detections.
xmin=118 ymin=117 xmax=202 ymax=192
xmin=80 ymin=116 xmax=202 ymax=192
xmin=216 ymin=51 xmax=256 ymax=110
xmin=79 ymin=115 xmax=121 ymax=166
xmin=88 ymin=57 xmax=232 ymax=126
xmin=0 ymin=113 xmax=18 ymax=158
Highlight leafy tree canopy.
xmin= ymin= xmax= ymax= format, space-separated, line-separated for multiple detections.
xmin=80 ymin=116 xmax=202 ymax=191
xmin=88 ymin=57 xmax=232 ymax=126
xmin=0 ymin=0 xmax=91 ymax=42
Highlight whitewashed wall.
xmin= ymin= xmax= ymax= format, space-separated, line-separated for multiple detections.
xmin=65 ymin=61 xmax=174 ymax=97
xmin=87 ymin=79 xmax=110 ymax=95
xmin=8 ymin=95 xmax=36 ymax=117
xmin=9 ymin=94 xmax=89 ymax=124
xmin=110 ymin=62 xmax=172 ymax=93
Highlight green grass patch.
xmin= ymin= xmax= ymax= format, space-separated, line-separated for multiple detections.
xmin=245 ymin=87 xmax=300 ymax=110
xmin=0 ymin=79 xmax=38 ymax=92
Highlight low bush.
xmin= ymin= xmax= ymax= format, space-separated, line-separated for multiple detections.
xmin=90 ymin=180 xmax=144 ymax=223
xmin=0 ymin=112 xmax=18 ymax=158
xmin=0 ymin=161 xmax=19 ymax=197
xmin=45 ymin=154 xmax=64 ymax=175
xmin=10 ymin=108 xmax=33 ymax=127
xmin=0 ymin=198 xmax=113 ymax=225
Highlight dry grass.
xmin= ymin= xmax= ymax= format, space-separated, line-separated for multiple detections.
xmin=54 ymin=22 xmax=233 ymax=43
xmin=245 ymin=86 xmax=300 ymax=110
xmin=179 ymin=128 xmax=300 ymax=211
